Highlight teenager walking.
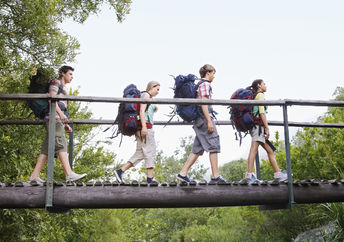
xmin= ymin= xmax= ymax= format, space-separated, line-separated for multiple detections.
xmin=28 ymin=65 xmax=87 ymax=184
xmin=177 ymin=64 xmax=226 ymax=183
xmin=114 ymin=81 xmax=160 ymax=184
xmin=245 ymin=79 xmax=287 ymax=183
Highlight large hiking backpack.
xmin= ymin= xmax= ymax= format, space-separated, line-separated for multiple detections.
xmin=229 ymin=88 xmax=262 ymax=143
xmin=108 ymin=84 xmax=143 ymax=138
xmin=27 ymin=68 xmax=64 ymax=119
xmin=171 ymin=74 xmax=206 ymax=122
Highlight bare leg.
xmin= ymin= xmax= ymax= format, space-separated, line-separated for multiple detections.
xmin=57 ymin=152 xmax=73 ymax=176
xmin=146 ymin=167 xmax=154 ymax=178
xmin=262 ymin=142 xmax=280 ymax=172
xmin=247 ymin=141 xmax=259 ymax=173
xmin=30 ymin=154 xmax=48 ymax=178
xmin=179 ymin=153 xmax=200 ymax=176
xmin=209 ymin=152 xmax=220 ymax=178
xmin=121 ymin=162 xmax=133 ymax=172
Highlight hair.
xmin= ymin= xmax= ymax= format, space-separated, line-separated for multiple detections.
xmin=146 ymin=81 xmax=160 ymax=92
xmin=58 ymin=65 xmax=74 ymax=79
xmin=199 ymin=64 xmax=216 ymax=78
xmin=246 ymin=79 xmax=263 ymax=95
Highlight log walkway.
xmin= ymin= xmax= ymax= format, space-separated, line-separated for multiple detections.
xmin=1 ymin=179 xmax=343 ymax=209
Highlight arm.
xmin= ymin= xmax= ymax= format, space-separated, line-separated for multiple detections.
xmin=48 ymin=81 xmax=68 ymax=124
xmin=259 ymin=113 xmax=269 ymax=139
xmin=201 ymin=96 xmax=214 ymax=133
xmin=139 ymin=93 xmax=150 ymax=138
xmin=257 ymin=93 xmax=268 ymax=139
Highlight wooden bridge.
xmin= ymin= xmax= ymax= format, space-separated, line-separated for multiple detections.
xmin=1 ymin=93 xmax=344 ymax=211
xmin=1 ymin=179 xmax=343 ymax=209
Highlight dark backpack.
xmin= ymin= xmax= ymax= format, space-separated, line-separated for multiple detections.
xmin=106 ymin=84 xmax=147 ymax=140
xmin=229 ymin=88 xmax=262 ymax=143
xmin=27 ymin=68 xmax=66 ymax=119
xmin=170 ymin=74 xmax=207 ymax=122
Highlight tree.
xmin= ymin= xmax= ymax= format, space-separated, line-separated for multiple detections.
xmin=220 ymin=158 xmax=247 ymax=181
xmin=0 ymin=1 xmax=131 ymax=240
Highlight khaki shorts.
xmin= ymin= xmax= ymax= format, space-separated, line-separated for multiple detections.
xmin=41 ymin=119 xmax=67 ymax=156
xmin=128 ymin=129 xmax=156 ymax=168
xmin=192 ymin=117 xmax=221 ymax=155
xmin=250 ymin=125 xmax=265 ymax=144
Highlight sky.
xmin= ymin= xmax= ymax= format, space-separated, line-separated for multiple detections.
xmin=61 ymin=0 xmax=344 ymax=178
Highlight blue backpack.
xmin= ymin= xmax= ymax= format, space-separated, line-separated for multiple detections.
xmin=170 ymin=74 xmax=208 ymax=122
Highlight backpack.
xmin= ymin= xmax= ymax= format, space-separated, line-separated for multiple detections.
xmin=27 ymin=68 xmax=64 ymax=119
xmin=170 ymin=74 xmax=207 ymax=122
xmin=229 ymin=88 xmax=262 ymax=143
xmin=105 ymin=84 xmax=149 ymax=140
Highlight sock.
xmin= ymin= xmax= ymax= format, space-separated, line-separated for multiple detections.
xmin=246 ymin=172 xmax=252 ymax=179
xmin=147 ymin=177 xmax=153 ymax=183
xmin=117 ymin=168 xmax=123 ymax=175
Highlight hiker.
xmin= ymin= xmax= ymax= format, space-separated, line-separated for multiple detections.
xmin=28 ymin=65 xmax=87 ymax=184
xmin=114 ymin=81 xmax=160 ymax=184
xmin=177 ymin=64 xmax=226 ymax=183
xmin=245 ymin=79 xmax=287 ymax=182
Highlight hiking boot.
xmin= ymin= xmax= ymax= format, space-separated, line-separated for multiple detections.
xmin=211 ymin=175 xmax=227 ymax=183
xmin=66 ymin=172 xmax=87 ymax=182
xmin=177 ymin=174 xmax=190 ymax=183
xmin=246 ymin=173 xmax=261 ymax=183
xmin=114 ymin=169 xmax=123 ymax=183
xmin=274 ymin=169 xmax=288 ymax=182
xmin=28 ymin=176 xmax=44 ymax=185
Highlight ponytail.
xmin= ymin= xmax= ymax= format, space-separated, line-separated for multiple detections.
xmin=246 ymin=79 xmax=263 ymax=95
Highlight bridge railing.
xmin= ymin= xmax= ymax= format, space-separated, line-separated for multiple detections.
xmin=1 ymin=93 xmax=344 ymax=210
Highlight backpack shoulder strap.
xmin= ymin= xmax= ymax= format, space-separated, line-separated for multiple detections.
xmin=141 ymin=91 xmax=152 ymax=98
xmin=195 ymin=79 xmax=211 ymax=96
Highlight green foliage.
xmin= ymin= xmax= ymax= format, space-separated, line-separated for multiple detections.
xmin=0 ymin=1 xmax=131 ymax=240
xmin=220 ymin=158 xmax=247 ymax=181
xmin=321 ymin=203 xmax=344 ymax=241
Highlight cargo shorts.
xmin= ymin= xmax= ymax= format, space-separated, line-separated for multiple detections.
xmin=40 ymin=119 xmax=67 ymax=156
xmin=191 ymin=117 xmax=220 ymax=155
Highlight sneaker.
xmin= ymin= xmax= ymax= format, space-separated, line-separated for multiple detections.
xmin=246 ymin=173 xmax=261 ymax=183
xmin=28 ymin=176 xmax=44 ymax=185
xmin=147 ymin=177 xmax=159 ymax=185
xmin=66 ymin=172 xmax=87 ymax=182
xmin=274 ymin=169 xmax=288 ymax=182
xmin=177 ymin=174 xmax=190 ymax=183
xmin=114 ymin=169 xmax=123 ymax=183
xmin=147 ymin=177 xmax=154 ymax=184
xmin=211 ymin=175 xmax=227 ymax=183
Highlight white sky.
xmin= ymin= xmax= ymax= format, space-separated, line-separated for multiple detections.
xmin=61 ymin=0 xmax=344 ymax=177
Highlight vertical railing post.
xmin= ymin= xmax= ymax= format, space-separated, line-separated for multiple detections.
xmin=45 ymin=100 xmax=56 ymax=209
xmin=68 ymin=123 xmax=74 ymax=168
xmin=255 ymin=153 xmax=261 ymax=180
xmin=282 ymin=103 xmax=295 ymax=208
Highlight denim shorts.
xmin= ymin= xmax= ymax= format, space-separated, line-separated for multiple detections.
xmin=191 ymin=117 xmax=220 ymax=155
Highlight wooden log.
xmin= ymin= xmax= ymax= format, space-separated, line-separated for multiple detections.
xmin=0 ymin=182 xmax=343 ymax=209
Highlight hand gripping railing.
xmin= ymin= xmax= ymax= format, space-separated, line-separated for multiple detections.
xmin=1 ymin=93 xmax=344 ymax=210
